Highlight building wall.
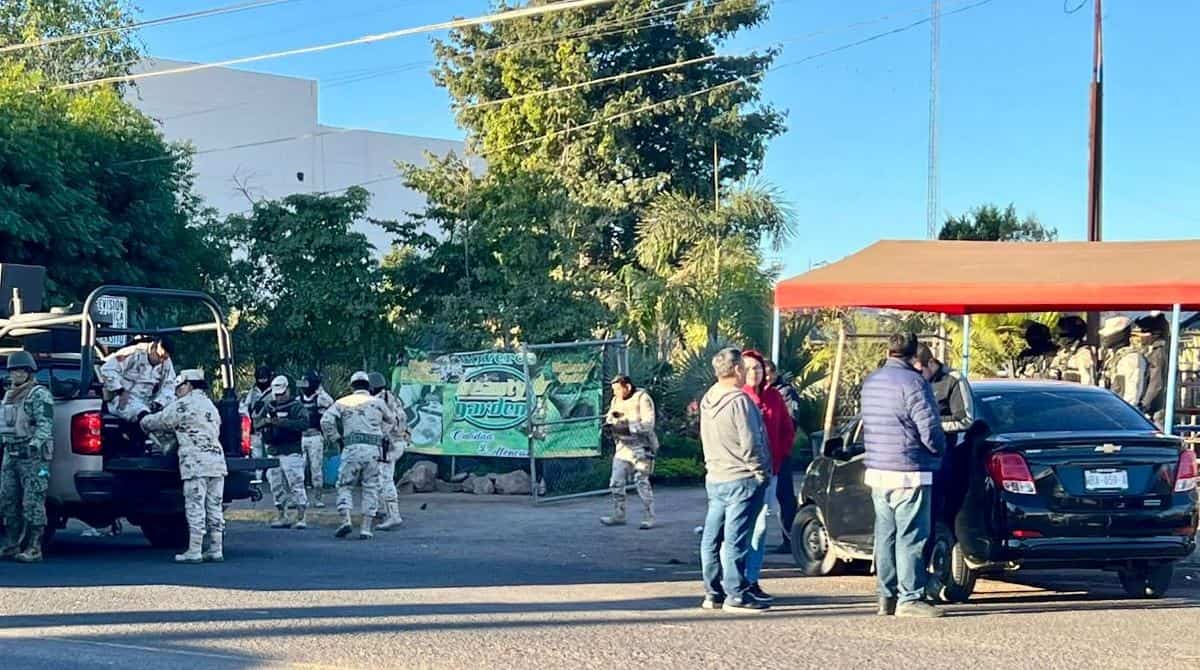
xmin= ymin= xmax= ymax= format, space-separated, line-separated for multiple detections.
xmin=127 ymin=58 xmax=472 ymax=253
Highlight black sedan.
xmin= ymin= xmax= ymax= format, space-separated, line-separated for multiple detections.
xmin=793 ymin=380 xmax=1198 ymax=601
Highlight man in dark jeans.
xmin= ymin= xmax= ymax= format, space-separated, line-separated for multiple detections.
xmin=699 ymin=347 xmax=772 ymax=613
xmin=765 ymin=360 xmax=802 ymax=553
xmin=861 ymin=333 xmax=946 ymax=618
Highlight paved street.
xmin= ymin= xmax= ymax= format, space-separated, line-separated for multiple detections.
xmin=0 ymin=486 xmax=1198 ymax=670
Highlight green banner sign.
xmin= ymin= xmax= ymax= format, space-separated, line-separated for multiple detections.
xmin=392 ymin=347 xmax=602 ymax=458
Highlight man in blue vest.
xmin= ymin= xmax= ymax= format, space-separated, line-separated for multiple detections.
xmin=861 ymin=332 xmax=945 ymax=618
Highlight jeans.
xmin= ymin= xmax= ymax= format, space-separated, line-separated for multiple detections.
xmin=872 ymin=485 xmax=932 ymax=604
xmin=776 ymin=456 xmax=798 ymax=543
xmin=700 ymin=476 xmax=767 ymax=601
xmin=745 ymin=476 xmax=779 ymax=584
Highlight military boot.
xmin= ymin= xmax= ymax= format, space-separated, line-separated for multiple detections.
xmin=311 ymin=490 xmax=326 ymax=509
xmin=335 ymin=510 xmax=354 ymax=538
xmin=269 ymin=506 xmax=292 ymax=529
xmin=203 ymin=531 xmax=224 ymax=563
xmin=600 ymin=496 xmax=627 ymax=526
xmin=293 ymin=507 xmax=308 ymax=530
xmin=174 ymin=532 xmax=203 ymax=564
xmin=14 ymin=527 xmax=43 ymax=564
xmin=639 ymin=501 xmax=656 ymax=530
xmin=377 ymin=502 xmax=403 ymax=531
xmin=359 ymin=514 xmax=374 ymax=540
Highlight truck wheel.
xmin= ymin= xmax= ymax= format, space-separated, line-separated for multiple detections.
xmin=926 ymin=522 xmax=976 ymax=603
xmin=1119 ymin=563 xmax=1173 ymax=599
xmin=791 ymin=505 xmax=842 ymax=576
xmin=140 ymin=515 xmax=190 ymax=550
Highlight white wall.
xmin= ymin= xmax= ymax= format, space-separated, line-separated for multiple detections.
xmin=128 ymin=58 xmax=474 ymax=253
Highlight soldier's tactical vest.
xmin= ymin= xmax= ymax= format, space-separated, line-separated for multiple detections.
xmin=0 ymin=384 xmax=36 ymax=441
xmin=300 ymin=393 xmax=323 ymax=433
xmin=1051 ymin=342 xmax=1096 ymax=384
xmin=1102 ymin=346 xmax=1139 ymax=397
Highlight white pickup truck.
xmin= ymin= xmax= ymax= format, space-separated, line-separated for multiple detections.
xmin=0 ymin=282 xmax=277 ymax=550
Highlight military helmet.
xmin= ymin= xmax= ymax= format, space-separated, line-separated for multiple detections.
xmin=1055 ymin=316 xmax=1088 ymax=341
xmin=350 ymin=371 xmax=370 ymax=385
xmin=6 ymin=350 xmax=36 ymax=372
xmin=367 ymin=371 xmax=387 ymax=392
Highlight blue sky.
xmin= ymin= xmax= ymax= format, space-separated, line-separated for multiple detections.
xmin=137 ymin=0 xmax=1200 ymax=278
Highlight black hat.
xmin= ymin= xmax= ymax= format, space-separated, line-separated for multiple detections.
xmin=255 ymin=365 xmax=273 ymax=382
xmin=1056 ymin=316 xmax=1087 ymax=341
xmin=1134 ymin=314 xmax=1169 ymax=336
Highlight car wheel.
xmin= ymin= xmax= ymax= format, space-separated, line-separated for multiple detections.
xmin=926 ymin=522 xmax=976 ymax=603
xmin=140 ymin=515 xmax=190 ymax=550
xmin=790 ymin=506 xmax=842 ymax=576
xmin=1118 ymin=563 xmax=1173 ymax=599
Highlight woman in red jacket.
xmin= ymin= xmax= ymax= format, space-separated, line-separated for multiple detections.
xmin=742 ymin=349 xmax=797 ymax=602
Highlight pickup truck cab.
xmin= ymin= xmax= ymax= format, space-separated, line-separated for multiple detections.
xmin=0 ymin=285 xmax=277 ymax=550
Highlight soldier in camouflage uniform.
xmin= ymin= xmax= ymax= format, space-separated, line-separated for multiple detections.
xmin=298 ymin=370 xmax=334 ymax=509
xmin=0 ymin=351 xmax=55 ymax=563
xmin=262 ymin=376 xmax=311 ymax=529
xmin=99 ymin=337 xmax=177 ymax=423
xmin=1047 ymin=316 xmax=1097 ymax=386
xmin=601 ymin=375 xmax=659 ymax=530
xmin=1011 ymin=321 xmax=1057 ymax=379
xmin=140 ymin=369 xmax=228 ymax=564
xmin=1099 ymin=317 xmax=1148 ymax=407
xmin=240 ymin=365 xmax=274 ymax=481
xmin=322 ymin=371 xmax=396 ymax=540
xmin=369 ymin=372 xmax=409 ymax=531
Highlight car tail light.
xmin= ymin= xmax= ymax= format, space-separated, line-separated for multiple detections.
xmin=241 ymin=415 xmax=252 ymax=456
xmin=1011 ymin=529 xmax=1043 ymax=539
xmin=988 ymin=452 xmax=1036 ymax=495
xmin=71 ymin=411 xmax=103 ymax=455
xmin=1174 ymin=450 xmax=1197 ymax=493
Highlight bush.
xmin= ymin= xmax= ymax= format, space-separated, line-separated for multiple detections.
xmin=657 ymin=433 xmax=702 ymax=460
xmin=652 ymin=457 xmax=706 ymax=484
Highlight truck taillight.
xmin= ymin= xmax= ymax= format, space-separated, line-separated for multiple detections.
xmin=988 ymin=452 xmax=1036 ymax=495
xmin=71 ymin=411 xmax=103 ymax=455
xmin=1174 ymin=449 xmax=1197 ymax=493
xmin=241 ymin=415 xmax=252 ymax=456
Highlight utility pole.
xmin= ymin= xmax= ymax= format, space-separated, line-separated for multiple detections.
xmin=1085 ymin=0 xmax=1104 ymax=344
xmin=926 ymin=0 xmax=941 ymax=240
xmin=1086 ymin=0 xmax=1103 ymax=242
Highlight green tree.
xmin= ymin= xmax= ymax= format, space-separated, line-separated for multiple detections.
xmin=429 ymin=0 xmax=784 ymax=263
xmin=938 ymin=204 xmax=1057 ymax=242
xmin=0 ymin=0 xmax=140 ymax=85
xmin=0 ymin=64 xmax=221 ymax=304
xmin=217 ymin=187 xmax=391 ymax=369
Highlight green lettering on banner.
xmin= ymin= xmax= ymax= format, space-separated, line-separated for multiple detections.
xmin=393 ymin=348 xmax=603 ymax=458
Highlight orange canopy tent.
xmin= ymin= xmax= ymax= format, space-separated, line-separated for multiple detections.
xmin=774 ymin=240 xmax=1200 ymax=314
xmin=770 ymin=240 xmax=1200 ymax=435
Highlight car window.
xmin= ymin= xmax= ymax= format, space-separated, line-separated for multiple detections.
xmin=975 ymin=389 xmax=1154 ymax=434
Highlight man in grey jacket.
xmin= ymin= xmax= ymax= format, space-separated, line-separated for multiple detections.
xmin=698 ymin=348 xmax=772 ymax=613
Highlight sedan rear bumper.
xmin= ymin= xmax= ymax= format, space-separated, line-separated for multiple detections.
xmin=999 ymin=535 xmax=1195 ymax=566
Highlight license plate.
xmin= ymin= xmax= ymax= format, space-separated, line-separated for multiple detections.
xmin=1085 ymin=469 xmax=1128 ymax=491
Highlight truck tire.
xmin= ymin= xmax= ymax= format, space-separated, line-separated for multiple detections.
xmin=926 ymin=522 xmax=976 ymax=603
xmin=1119 ymin=563 xmax=1173 ymax=599
xmin=140 ymin=515 xmax=190 ymax=550
xmin=791 ymin=505 xmax=842 ymax=576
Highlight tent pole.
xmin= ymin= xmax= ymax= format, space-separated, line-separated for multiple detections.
xmin=822 ymin=322 xmax=846 ymax=444
xmin=961 ymin=315 xmax=972 ymax=377
xmin=771 ymin=307 xmax=781 ymax=365
xmin=1165 ymin=304 xmax=1182 ymax=435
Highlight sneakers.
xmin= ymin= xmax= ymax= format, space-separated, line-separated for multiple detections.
xmin=722 ymin=596 xmax=770 ymax=614
xmin=638 ymin=518 xmax=655 ymax=530
xmin=877 ymin=597 xmax=898 ymax=616
xmin=599 ymin=515 xmax=626 ymax=526
xmin=700 ymin=595 xmax=726 ymax=610
xmin=895 ymin=600 xmax=943 ymax=618
xmin=746 ymin=583 xmax=774 ymax=604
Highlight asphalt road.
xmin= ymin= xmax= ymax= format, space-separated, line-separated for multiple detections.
xmin=1 ymin=486 xmax=1198 ymax=670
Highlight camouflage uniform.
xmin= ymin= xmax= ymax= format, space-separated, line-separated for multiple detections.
xmin=299 ymin=388 xmax=334 ymax=504
xmin=603 ymin=389 xmax=658 ymax=528
xmin=141 ymin=386 xmax=227 ymax=562
xmin=99 ymin=342 xmax=176 ymax=422
xmin=240 ymin=385 xmax=271 ymax=463
xmin=1101 ymin=345 xmax=1148 ymax=406
xmin=0 ymin=380 xmax=54 ymax=561
xmin=262 ymin=397 xmax=311 ymax=524
xmin=322 ymin=388 xmax=396 ymax=538
xmin=1047 ymin=341 xmax=1098 ymax=386
xmin=376 ymin=389 xmax=408 ymax=530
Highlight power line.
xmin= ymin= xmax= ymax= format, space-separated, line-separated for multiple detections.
xmin=57 ymin=0 xmax=619 ymax=90
xmin=0 ymin=0 xmax=303 ymax=55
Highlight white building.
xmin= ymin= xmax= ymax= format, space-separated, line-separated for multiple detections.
xmin=128 ymin=58 xmax=473 ymax=252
